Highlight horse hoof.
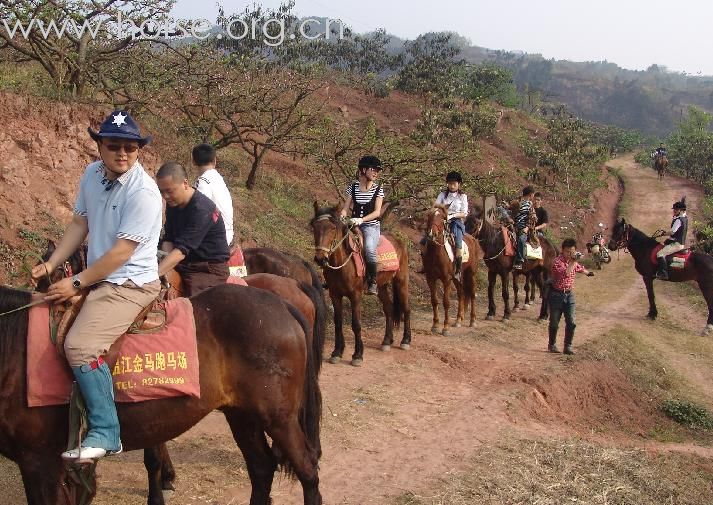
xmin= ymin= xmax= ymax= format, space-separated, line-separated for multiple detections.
xmin=381 ymin=344 xmax=391 ymax=352
xmin=328 ymin=355 xmax=341 ymax=364
xmin=431 ymin=326 xmax=439 ymax=334
xmin=442 ymin=329 xmax=451 ymax=337
xmin=399 ymin=343 xmax=410 ymax=350
xmin=501 ymin=317 xmax=510 ymax=323
xmin=162 ymin=489 xmax=175 ymax=501
xmin=485 ymin=315 xmax=494 ymax=321
xmin=351 ymin=358 xmax=363 ymax=367
xmin=701 ymin=324 xmax=713 ymax=336
xmin=523 ymin=304 xmax=531 ymax=310
xmin=455 ymin=322 xmax=462 ymax=328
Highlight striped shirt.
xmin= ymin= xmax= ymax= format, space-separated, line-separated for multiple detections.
xmin=515 ymin=199 xmax=532 ymax=230
xmin=346 ymin=182 xmax=384 ymax=224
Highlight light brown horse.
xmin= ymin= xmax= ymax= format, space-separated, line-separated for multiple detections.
xmin=0 ymin=283 xmax=323 ymax=505
xmin=423 ymin=204 xmax=482 ymax=335
xmin=311 ymin=202 xmax=411 ymax=365
xmin=655 ymin=155 xmax=668 ymax=180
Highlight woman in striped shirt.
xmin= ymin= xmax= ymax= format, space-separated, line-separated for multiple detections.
xmin=340 ymin=155 xmax=385 ymax=295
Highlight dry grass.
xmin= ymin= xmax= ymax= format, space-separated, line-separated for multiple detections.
xmin=394 ymin=438 xmax=713 ymax=505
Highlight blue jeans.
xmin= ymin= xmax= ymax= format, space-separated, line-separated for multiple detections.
xmin=449 ymin=219 xmax=465 ymax=249
xmin=516 ymin=230 xmax=528 ymax=263
xmin=548 ymin=289 xmax=576 ymax=345
xmin=360 ymin=222 xmax=380 ymax=264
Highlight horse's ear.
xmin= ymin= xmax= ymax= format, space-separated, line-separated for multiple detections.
xmin=620 ymin=217 xmax=626 ymax=225
xmin=313 ymin=201 xmax=320 ymax=215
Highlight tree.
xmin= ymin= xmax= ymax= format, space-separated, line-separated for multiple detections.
xmin=0 ymin=0 xmax=174 ymax=96
xmin=128 ymin=46 xmax=325 ymax=189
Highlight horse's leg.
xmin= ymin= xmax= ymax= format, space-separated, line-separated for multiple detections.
xmin=524 ymin=273 xmax=532 ymax=307
xmin=643 ymin=276 xmax=658 ymax=319
xmin=144 ymin=446 xmax=168 ymax=505
xmin=268 ymin=420 xmax=322 ymax=505
xmin=224 ymin=410 xmax=277 ymax=505
xmin=442 ymin=276 xmax=452 ymax=336
xmin=512 ymin=271 xmax=520 ymax=309
xmin=18 ymin=456 xmax=67 ymax=505
xmin=397 ymin=277 xmax=412 ymax=348
xmin=329 ymin=294 xmax=345 ymax=363
xmin=486 ymin=270 xmax=496 ymax=320
xmin=537 ymin=272 xmax=549 ymax=320
xmin=428 ymin=276 xmax=440 ymax=332
xmin=377 ymin=283 xmax=394 ymax=350
xmin=467 ymin=267 xmax=476 ymax=327
xmin=158 ymin=443 xmax=176 ymax=490
xmin=502 ymin=272 xmax=512 ymax=320
xmin=455 ymin=277 xmax=465 ymax=328
xmin=350 ymin=294 xmax=364 ymax=365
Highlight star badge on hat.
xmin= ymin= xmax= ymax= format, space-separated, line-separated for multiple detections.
xmin=111 ymin=112 xmax=127 ymax=127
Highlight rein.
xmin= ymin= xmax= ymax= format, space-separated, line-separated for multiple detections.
xmin=474 ymin=218 xmax=506 ymax=261
xmin=313 ymin=214 xmax=356 ymax=271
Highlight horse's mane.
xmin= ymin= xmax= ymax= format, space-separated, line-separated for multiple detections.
xmin=0 ymin=286 xmax=31 ymax=371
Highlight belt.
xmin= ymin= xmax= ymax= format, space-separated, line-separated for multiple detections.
xmin=551 ymin=287 xmax=573 ymax=294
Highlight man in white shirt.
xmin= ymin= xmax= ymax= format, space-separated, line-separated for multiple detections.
xmin=192 ymin=143 xmax=234 ymax=245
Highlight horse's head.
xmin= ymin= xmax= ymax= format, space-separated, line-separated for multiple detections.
xmin=466 ymin=204 xmax=485 ymax=237
xmin=608 ymin=218 xmax=629 ymax=251
xmin=34 ymin=240 xmax=87 ymax=292
xmin=310 ymin=201 xmax=346 ymax=267
xmin=425 ymin=204 xmax=449 ymax=242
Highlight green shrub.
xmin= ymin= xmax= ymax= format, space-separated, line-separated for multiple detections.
xmin=661 ymin=399 xmax=713 ymax=429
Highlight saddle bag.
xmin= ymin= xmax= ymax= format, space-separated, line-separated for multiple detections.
xmin=525 ymin=243 xmax=543 ymax=260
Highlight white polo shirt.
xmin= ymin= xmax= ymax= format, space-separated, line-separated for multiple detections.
xmin=194 ymin=168 xmax=234 ymax=245
xmin=73 ymin=160 xmax=162 ymax=286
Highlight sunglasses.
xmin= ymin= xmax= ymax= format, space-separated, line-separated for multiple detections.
xmin=105 ymin=143 xmax=139 ymax=153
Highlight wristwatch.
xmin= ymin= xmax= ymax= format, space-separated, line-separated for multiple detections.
xmin=72 ymin=274 xmax=82 ymax=289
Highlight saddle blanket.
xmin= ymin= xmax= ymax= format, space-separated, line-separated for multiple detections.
xmin=27 ymin=298 xmax=200 ymax=407
xmin=650 ymin=244 xmax=691 ymax=270
xmin=502 ymin=227 xmax=516 ymax=257
xmin=350 ymin=235 xmax=400 ymax=277
xmin=445 ymin=240 xmax=471 ymax=263
xmin=228 ymin=246 xmax=247 ymax=277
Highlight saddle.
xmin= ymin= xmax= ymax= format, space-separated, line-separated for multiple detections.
xmin=346 ymin=228 xmax=399 ymax=276
xmin=650 ymin=244 xmax=691 ymax=270
xmin=54 ymin=289 xmax=169 ymax=358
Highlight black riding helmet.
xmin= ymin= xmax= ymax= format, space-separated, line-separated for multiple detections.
xmin=673 ymin=197 xmax=686 ymax=211
xmin=358 ymin=155 xmax=383 ymax=171
xmin=446 ymin=171 xmax=462 ymax=183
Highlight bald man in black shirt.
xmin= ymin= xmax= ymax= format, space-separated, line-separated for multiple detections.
xmin=156 ymin=161 xmax=230 ymax=296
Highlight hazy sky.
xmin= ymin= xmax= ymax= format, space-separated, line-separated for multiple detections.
xmin=171 ymin=0 xmax=713 ymax=76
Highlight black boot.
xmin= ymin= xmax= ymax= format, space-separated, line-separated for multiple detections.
xmin=548 ymin=328 xmax=560 ymax=353
xmin=656 ymin=257 xmax=669 ymax=280
xmin=563 ymin=331 xmax=575 ymax=355
xmin=366 ymin=262 xmax=378 ymax=295
xmin=453 ymin=256 xmax=462 ymax=281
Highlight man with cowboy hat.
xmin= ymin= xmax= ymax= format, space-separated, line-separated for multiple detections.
xmin=32 ymin=110 xmax=162 ymax=461
xmin=656 ymin=197 xmax=688 ymax=280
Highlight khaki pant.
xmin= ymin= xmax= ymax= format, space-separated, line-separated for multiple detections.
xmin=175 ymin=261 xmax=229 ymax=297
xmin=64 ymin=280 xmax=161 ymax=367
xmin=656 ymin=242 xmax=685 ymax=258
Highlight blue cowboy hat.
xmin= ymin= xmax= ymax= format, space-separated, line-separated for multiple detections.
xmin=88 ymin=110 xmax=152 ymax=147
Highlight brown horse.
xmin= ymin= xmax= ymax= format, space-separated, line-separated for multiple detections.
xmin=311 ymin=203 xmax=411 ymax=365
xmin=609 ymin=217 xmax=713 ymax=335
xmin=466 ymin=204 xmax=552 ymax=320
xmin=244 ymin=247 xmax=324 ymax=292
xmin=655 ymin=155 xmax=668 ymax=180
xmin=423 ymin=205 xmax=481 ymax=335
xmin=0 ymin=283 xmax=323 ymax=505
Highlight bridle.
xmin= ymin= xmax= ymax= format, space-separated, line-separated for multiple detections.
xmin=313 ymin=214 xmax=355 ymax=270
xmin=426 ymin=209 xmax=447 ymax=247
xmin=611 ymin=223 xmax=632 ymax=251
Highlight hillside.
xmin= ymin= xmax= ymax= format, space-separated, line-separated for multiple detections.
xmin=0 ymin=84 xmax=603 ymax=287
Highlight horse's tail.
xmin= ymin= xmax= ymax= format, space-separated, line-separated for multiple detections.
xmin=298 ymin=281 xmax=327 ymax=376
xmin=285 ymin=303 xmax=323 ymax=462
xmin=392 ymin=277 xmax=403 ymax=329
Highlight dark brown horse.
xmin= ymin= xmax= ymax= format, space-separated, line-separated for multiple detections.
xmin=244 ymin=247 xmax=324 ymax=293
xmin=609 ymin=217 xmax=713 ymax=335
xmin=0 ymin=284 xmax=323 ymax=505
xmin=311 ymin=203 xmax=411 ymax=365
xmin=466 ymin=205 xmax=552 ymax=320
xmin=655 ymin=155 xmax=668 ymax=180
xmin=423 ymin=205 xmax=482 ymax=335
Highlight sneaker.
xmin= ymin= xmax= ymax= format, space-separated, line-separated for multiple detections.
xmin=453 ymin=270 xmax=462 ymax=282
xmin=62 ymin=446 xmax=107 ymax=461
xmin=513 ymin=263 xmax=523 ymax=270
xmin=367 ymin=282 xmax=378 ymax=295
